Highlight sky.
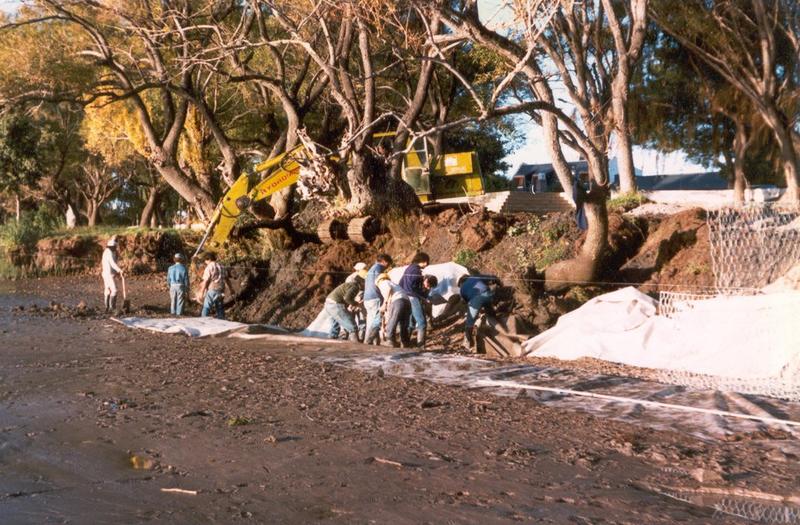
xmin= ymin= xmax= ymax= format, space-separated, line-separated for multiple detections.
xmin=0 ymin=0 xmax=20 ymax=15
xmin=0 ymin=0 xmax=706 ymax=177
xmin=476 ymin=0 xmax=706 ymax=177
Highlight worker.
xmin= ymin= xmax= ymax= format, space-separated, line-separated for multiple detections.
xmin=167 ymin=253 xmax=190 ymax=316
xmin=381 ymin=273 xmax=437 ymax=348
xmin=345 ymin=262 xmax=368 ymax=283
xmin=325 ymin=269 xmax=367 ymax=342
xmin=363 ymin=253 xmax=393 ymax=345
xmin=101 ymin=237 xmax=124 ymax=313
xmin=199 ymin=252 xmax=233 ymax=319
xmin=399 ymin=252 xmax=432 ymax=348
xmin=458 ymin=274 xmax=501 ymax=350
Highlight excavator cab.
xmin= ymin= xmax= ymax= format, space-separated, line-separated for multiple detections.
xmin=400 ymin=137 xmax=483 ymax=203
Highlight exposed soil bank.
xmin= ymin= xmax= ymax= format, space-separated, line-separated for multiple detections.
xmin=3 ymin=278 xmax=795 ymax=523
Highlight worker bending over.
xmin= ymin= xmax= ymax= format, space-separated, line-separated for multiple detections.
xmin=459 ymin=274 xmax=501 ymax=351
xmin=380 ymin=273 xmax=437 ymax=348
xmin=325 ymin=269 xmax=367 ymax=342
xmin=101 ymin=237 xmax=124 ymax=313
xmin=167 ymin=253 xmax=190 ymax=316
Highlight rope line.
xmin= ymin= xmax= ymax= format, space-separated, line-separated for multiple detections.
xmin=5 ymin=252 xmax=766 ymax=292
xmin=6 ymin=250 xmax=760 ymax=292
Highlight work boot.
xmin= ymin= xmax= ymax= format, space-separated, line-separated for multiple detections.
xmin=104 ymin=295 xmax=111 ymax=313
xmin=348 ymin=331 xmax=360 ymax=343
xmin=365 ymin=327 xmax=379 ymax=345
xmin=109 ymin=295 xmax=117 ymax=313
xmin=463 ymin=327 xmax=475 ymax=352
xmin=416 ymin=327 xmax=427 ymax=349
xmin=381 ymin=336 xmax=397 ymax=348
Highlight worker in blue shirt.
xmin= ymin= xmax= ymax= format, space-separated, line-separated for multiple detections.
xmin=167 ymin=253 xmax=190 ymax=316
xmin=399 ymin=252 xmax=431 ymax=348
xmin=458 ymin=274 xmax=501 ymax=350
xmin=363 ymin=253 xmax=393 ymax=345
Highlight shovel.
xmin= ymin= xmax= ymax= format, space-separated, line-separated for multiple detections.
xmin=120 ymin=273 xmax=131 ymax=313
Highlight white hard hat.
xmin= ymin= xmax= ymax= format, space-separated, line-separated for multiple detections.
xmin=106 ymin=238 xmax=117 ymax=247
xmin=353 ymin=262 xmax=367 ymax=271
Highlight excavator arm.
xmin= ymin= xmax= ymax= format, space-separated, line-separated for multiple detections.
xmin=194 ymin=146 xmax=306 ymax=256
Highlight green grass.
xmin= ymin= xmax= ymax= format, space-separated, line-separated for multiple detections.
xmin=43 ymin=225 xmax=181 ymax=239
xmin=453 ymin=248 xmax=478 ymax=268
xmin=608 ymin=192 xmax=649 ymax=212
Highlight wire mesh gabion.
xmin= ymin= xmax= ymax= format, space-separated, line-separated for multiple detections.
xmin=707 ymin=204 xmax=800 ymax=293
xmin=651 ymin=204 xmax=800 ymax=401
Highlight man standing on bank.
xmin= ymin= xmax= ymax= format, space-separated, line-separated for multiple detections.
xmin=199 ymin=252 xmax=233 ymax=319
xmin=167 ymin=253 xmax=190 ymax=316
xmin=101 ymin=237 xmax=124 ymax=313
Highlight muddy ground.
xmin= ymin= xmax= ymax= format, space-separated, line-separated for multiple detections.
xmin=2 ymin=275 xmax=799 ymax=524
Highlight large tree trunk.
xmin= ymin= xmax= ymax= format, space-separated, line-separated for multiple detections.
xmin=346 ymin=153 xmax=378 ymax=214
xmin=544 ymin=159 xmax=610 ymax=291
xmin=269 ymin=106 xmax=301 ymax=220
xmin=139 ymin=185 xmax=161 ymax=228
xmin=611 ymin=76 xmax=637 ymax=193
xmin=87 ymin=202 xmax=99 ymax=227
xmin=756 ymin=105 xmax=800 ymax=202
xmin=153 ymin=163 xmax=216 ymax=220
xmin=732 ymin=120 xmax=749 ymax=204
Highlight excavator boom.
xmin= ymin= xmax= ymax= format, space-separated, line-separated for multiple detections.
xmin=195 ymin=146 xmax=306 ymax=255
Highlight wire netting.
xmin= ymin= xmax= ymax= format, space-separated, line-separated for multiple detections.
xmin=652 ymin=204 xmax=800 ymax=401
xmin=708 ymin=205 xmax=800 ymax=292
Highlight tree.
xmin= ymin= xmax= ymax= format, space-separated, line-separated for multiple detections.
xmin=431 ymin=0 xmax=632 ymax=285
xmin=630 ymin=31 xmax=780 ymax=203
xmin=75 ymin=156 xmax=127 ymax=226
xmin=0 ymin=112 xmax=41 ymax=220
xmin=603 ymin=0 xmax=648 ymax=194
xmin=651 ymin=0 xmax=800 ymax=201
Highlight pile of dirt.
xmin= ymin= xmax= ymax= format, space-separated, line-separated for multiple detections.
xmin=620 ymin=208 xmax=714 ymax=293
xmin=21 ymin=230 xmax=188 ymax=276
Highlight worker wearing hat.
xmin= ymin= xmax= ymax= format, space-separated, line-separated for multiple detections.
xmin=345 ymin=262 xmax=368 ymax=283
xmin=101 ymin=236 xmax=124 ymax=313
xmin=167 ymin=252 xmax=190 ymax=316
xmin=325 ymin=267 xmax=367 ymax=342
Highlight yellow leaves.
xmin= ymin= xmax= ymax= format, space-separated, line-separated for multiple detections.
xmin=178 ymin=105 xmax=212 ymax=178
xmin=82 ymin=99 xmax=149 ymax=164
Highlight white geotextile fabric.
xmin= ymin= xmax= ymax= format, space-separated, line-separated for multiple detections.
xmin=302 ymin=261 xmax=470 ymax=338
xmin=521 ymin=287 xmax=800 ymax=381
xmin=388 ymin=262 xmax=470 ymax=318
xmin=116 ymin=317 xmax=249 ymax=337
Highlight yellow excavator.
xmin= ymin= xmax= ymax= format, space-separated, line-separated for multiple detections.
xmin=193 ymin=134 xmax=484 ymax=255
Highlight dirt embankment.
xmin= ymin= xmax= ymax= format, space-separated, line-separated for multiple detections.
xmin=7 ymin=206 xmax=715 ymax=338
xmin=8 ymin=230 xmax=190 ymax=276
xmin=229 ymin=205 xmax=716 ymax=338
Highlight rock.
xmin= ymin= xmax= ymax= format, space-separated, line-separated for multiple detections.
xmin=690 ymin=468 xmax=723 ymax=483
xmin=765 ymin=449 xmax=788 ymax=463
xmin=130 ymin=453 xmax=158 ymax=470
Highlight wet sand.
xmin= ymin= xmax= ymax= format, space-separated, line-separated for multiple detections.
xmin=1 ymin=277 xmax=798 ymax=523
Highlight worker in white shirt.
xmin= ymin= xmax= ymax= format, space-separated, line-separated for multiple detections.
xmin=101 ymin=237 xmax=124 ymax=312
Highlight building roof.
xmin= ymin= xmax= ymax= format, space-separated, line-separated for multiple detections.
xmin=513 ymin=161 xmax=588 ymax=178
xmin=635 ymin=172 xmax=728 ymax=191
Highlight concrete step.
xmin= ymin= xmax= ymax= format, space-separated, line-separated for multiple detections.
xmin=499 ymin=191 xmax=573 ymax=214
